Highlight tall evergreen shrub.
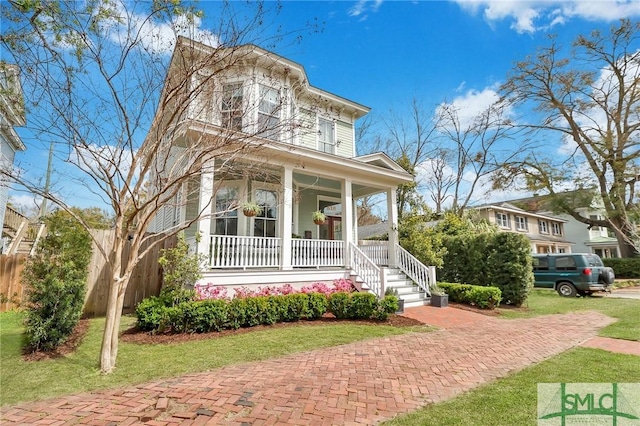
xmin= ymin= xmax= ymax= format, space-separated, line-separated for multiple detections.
xmin=22 ymin=210 xmax=92 ymax=351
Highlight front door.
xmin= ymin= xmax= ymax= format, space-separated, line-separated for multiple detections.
xmin=319 ymin=216 xmax=342 ymax=240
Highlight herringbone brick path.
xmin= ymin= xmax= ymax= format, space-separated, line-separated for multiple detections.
xmin=1 ymin=308 xmax=614 ymax=425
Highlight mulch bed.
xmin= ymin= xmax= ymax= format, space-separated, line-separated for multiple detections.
xmin=23 ymin=319 xmax=91 ymax=362
xmin=23 ymin=303 xmax=510 ymax=360
xmin=120 ymin=313 xmax=426 ymax=345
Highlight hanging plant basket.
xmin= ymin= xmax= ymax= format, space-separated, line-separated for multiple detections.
xmin=312 ymin=210 xmax=326 ymax=225
xmin=242 ymin=202 xmax=262 ymax=217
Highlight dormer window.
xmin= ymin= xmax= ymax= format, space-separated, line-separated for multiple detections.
xmin=222 ymin=83 xmax=243 ymax=131
xmin=258 ymin=85 xmax=280 ymax=140
xmin=318 ymin=118 xmax=335 ymax=154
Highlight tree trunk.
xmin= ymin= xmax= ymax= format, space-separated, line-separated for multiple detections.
xmin=100 ymin=278 xmax=127 ymax=373
xmin=99 ymin=235 xmax=129 ymax=374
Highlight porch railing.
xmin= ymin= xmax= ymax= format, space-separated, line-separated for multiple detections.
xmin=357 ymin=243 xmax=389 ymax=266
xmin=292 ymin=239 xmax=344 ymax=267
xmin=396 ymin=244 xmax=435 ymax=296
xmin=210 ymin=235 xmax=281 ymax=269
xmin=349 ymin=242 xmax=384 ymax=297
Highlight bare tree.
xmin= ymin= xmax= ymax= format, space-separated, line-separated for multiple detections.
xmin=497 ymin=19 xmax=640 ymax=257
xmin=422 ymin=148 xmax=455 ymax=214
xmin=381 ymin=98 xmax=441 ymax=218
xmin=436 ymin=101 xmax=516 ymax=215
xmin=1 ymin=0 xmax=308 ymax=372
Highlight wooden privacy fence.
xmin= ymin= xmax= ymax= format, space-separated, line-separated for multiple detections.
xmin=0 ymin=253 xmax=28 ymax=311
xmin=0 ymin=231 xmax=176 ymax=316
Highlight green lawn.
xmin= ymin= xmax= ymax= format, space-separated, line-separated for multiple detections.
xmin=383 ymin=348 xmax=640 ymax=426
xmin=0 ymin=312 xmax=423 ymax=406
xmin=384 ymin=289 xmax=640 ymax=425
xmin=498 ymin=289 xmax=640 ymax=341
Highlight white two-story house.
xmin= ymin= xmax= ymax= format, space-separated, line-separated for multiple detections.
xmin=148 ymin=38 xmax=435 ymax=298
xmin=0 ymin=64 xmax=26 ymax=253
xmin=474 ymin=203 xmax=572 ymax=254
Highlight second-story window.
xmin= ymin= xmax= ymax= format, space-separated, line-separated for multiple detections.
xmin=589 ymin=215 xmax=603 ymax=231
xmin=318 ymin=118 xmax=335 ymax=154
xmin=495 ymin=212 xmax=510 ymax=228
xmin=258 ymin=85 xmax=280 ymax=140
xmin=221 ymin=83 xmax=243 ymax=131
xmin=552 ymin=222 xmax=562 ymax=236
xmin=538 ymin=220 xmax=548 ymax=234
xmin=515 ymin=216 xmax=528 ymax=231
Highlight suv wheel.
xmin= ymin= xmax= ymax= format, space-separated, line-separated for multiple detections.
xmin=557 ymin=282 xmax=577 ymax=297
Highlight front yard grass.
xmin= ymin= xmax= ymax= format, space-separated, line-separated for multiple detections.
xmin=0 ymin=311 xmax=422 ymax=406
xmin=383 ymin=347 xmax=640 ymax=426
xmin=498 ymin=289 xmax=640 ymax=341
xmin=382 ymin=290 xmax=640 ymax=425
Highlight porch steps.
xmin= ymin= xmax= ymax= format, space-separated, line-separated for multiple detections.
xmin=352 ymin=268 xmax=430 ymax=308
xmin=384 ymin=268 xmax=430 ymax=308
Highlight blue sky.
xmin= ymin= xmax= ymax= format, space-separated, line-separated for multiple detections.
xmin=8 ymin=0 xmax=640 ymax=211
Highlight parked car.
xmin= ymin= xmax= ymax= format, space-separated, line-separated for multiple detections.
xmin=532 ymin=253 xmax=615 ymax=297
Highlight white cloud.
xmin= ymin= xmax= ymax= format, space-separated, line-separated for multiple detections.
xmin=437 ymin=85 xmax=503 ymax=130
xmin=348 ymin=0 xmax=384 ymax=20
xmin=102 ymin=1 xmax=218 ymax=54
xmin=453 ymin=0 xmax=640 ymax=33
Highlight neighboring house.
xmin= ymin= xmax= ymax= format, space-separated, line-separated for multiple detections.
xmin=508 ymin=192 xmax=621 ymax=258
xmin=474 ymin=203 xmax=572 ymax=254
xmin=148 ymin=38 xmax=435 ymax=301
xmin=0 ymin=64 xmax=27 ymax=253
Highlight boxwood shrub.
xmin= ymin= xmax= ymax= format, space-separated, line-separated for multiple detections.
xmin=135 ymin=290 xmax=397 ymax=334
xmin=603 ymin=258 xmax=640 ymax=279
xmin=437 ymin=282 xmax=502 ymax=309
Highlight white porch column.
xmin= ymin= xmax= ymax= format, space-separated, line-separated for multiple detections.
xmin=387 ymin=187 xmax=398 ymax=267
xmin=353 ymin=198 xmax=359 ymax=243
xmin=342 ymin=179 xmax=354 ymax=267
xmin=280 ymin=165 xmax=294 ymax=270
xmin=197 ymin=161 xmax=215 ymax=259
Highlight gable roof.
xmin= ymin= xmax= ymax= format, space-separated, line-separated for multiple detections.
xmin=353 ymin=152 xmax=408 ymax=173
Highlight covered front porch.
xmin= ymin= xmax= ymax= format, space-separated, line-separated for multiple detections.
xmin=188 ymin=147 xmax=434 ymax=296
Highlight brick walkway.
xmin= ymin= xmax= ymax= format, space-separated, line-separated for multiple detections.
xmin=1 ymin=308 xmax=616 ymax=425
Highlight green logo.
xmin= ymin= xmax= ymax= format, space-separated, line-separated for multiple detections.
xmin=538 ymin=383 xmax=640 ymax=425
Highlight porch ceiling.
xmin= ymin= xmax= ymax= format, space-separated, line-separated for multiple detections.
xmin=293 ymin=173 xmax=387 ymax=198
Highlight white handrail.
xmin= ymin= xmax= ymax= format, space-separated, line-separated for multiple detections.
xmin=349 ymin=242 xmax=384 ymax=297
xmin=395 ymin=244 xmax=436 ymax=296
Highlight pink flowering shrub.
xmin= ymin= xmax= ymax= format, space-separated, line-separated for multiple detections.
xmin=195 ymin=284 xmax=228 ymax=300
xmin=196 ymin=279 xmax=354 ymax=300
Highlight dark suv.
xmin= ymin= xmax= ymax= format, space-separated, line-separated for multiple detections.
xmin=532 ymin=253 xmax=615 ymax=297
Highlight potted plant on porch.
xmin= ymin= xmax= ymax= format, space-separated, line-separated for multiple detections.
xmin=385 ymin=287 xmax=404 ymax=314
xmin=242 ymin=201 xmax=262 ymax=217
xmin=312 ymin=210 xmax=326 ymax=225
xmin=429 ymin=284 xmax=448 ymax=308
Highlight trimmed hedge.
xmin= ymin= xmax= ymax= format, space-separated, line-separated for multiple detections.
xmin=438 ymin=282 xmax=502 ymax=309
xmin=603 ymin=258 xmax=640 ymax=279
xmin=439 ymin=232 xmax=533 ymax=306
xmin=135 ymin=292 xmax=399 ymax=333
